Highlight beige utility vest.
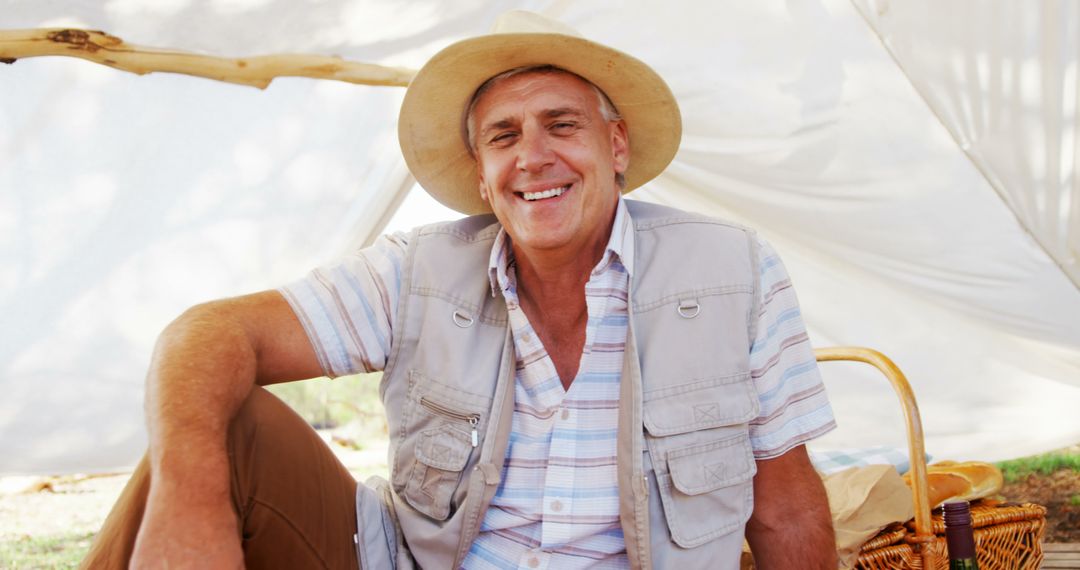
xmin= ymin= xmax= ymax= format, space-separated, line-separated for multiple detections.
xmin=378 ymin=200 xmax=762 ymax=569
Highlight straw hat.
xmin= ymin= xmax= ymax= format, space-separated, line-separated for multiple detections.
xmin=398 ymin=11 xmax=682 ymax=215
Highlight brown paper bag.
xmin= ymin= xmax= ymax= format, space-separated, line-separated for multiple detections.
xmin=825 ymin=464 xmax=915 ymax=569
xmin=740 ymin=465 xmax=914 ymax=569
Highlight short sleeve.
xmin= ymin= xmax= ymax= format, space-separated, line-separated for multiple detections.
xmin=747 ymin=236 xmax=836 ymax=459
xmin=277 ymin=232 xmax=408 ymax=378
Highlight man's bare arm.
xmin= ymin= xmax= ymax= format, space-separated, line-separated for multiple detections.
xmin=131 ymin=290 xmax=322 ymax=568
xmin=744 ymin=444 xmax=837 ymax=569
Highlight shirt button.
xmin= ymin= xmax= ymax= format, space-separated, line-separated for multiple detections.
xmin=528 ymin=556 xmax=540 ymax=568
xmin=551 ymin=500 xmax=563 ymax=512
xmin=560 ymin=408 xmax=570 ymax=420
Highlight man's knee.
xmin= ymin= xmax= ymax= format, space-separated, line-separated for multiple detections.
xmin=228 ymin=386 xmax=307 ymax=449
xmin=224 ymin=387 xmax=361 ymax=569
xmin=225 ymin=386 xmax=328 ymax=487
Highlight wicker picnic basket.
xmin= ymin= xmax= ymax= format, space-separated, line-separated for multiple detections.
xmin=815 ymin=348 xmax=1047 ymax=570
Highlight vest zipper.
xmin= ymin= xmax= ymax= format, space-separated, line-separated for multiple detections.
xmin=420 ymin=397 xmax=480 ymax=447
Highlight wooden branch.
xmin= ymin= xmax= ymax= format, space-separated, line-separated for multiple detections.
xmin=0 ymin=28 xmax=415 ymax=89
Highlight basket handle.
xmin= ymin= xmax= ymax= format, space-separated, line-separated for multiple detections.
xmin=814 ymin=347 xmax=934 ymax=566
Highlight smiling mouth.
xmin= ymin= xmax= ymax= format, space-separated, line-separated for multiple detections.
xmin=521 ymin=184 xmax=570 ymax=201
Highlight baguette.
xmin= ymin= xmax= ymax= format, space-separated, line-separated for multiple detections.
xmin=902 ymin=460 xmax=1004 ymax=508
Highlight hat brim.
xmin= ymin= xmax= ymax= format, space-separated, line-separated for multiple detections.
xmin=398 ymin=32 xmax=682 ymax=215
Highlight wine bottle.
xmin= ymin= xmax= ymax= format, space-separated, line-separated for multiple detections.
xmin=942 ymin=500 xmax=979 ymax=570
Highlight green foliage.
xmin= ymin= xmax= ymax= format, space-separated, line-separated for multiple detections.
xmin=1069 ymin=494 xmax=1080 ymax=507
xmin=266 ymin=372 xmax=388 ymax=447
xmin=0 ymin=531 xmax=94 ymax=569
xmin=996 ymin=452 xmax=1080 ymax=483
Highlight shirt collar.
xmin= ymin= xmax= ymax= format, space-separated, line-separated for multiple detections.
xmin=487 ymin=197 xmax=635 ymax=298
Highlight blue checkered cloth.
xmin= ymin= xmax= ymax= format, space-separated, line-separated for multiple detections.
xmin=808 ymin=446 xmax=932 ymax=475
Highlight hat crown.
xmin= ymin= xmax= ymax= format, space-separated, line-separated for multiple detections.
xmin=491 ymin=10 xmax=582 ymax=37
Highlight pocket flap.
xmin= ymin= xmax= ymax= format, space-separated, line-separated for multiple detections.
xmin=668 ymin=434 xmax=756 ymax=495
xmin=414 ymin=426 xmax=471 ymax=471
xmin=643 ymin=374 xmax=758 ymax=436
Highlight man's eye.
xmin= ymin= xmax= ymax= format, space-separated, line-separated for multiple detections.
xmin=490 ymin=132 xmax=517 ymax=144
xmin=552 ymin=122 xmax=577 ymax=131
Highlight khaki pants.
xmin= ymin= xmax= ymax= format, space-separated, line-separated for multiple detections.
xmin=80 ymin=387 xmax=361 ymax=569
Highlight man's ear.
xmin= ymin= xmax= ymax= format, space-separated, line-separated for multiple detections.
xmin=478 ymin=170 xmax=490 ymax=202
xmin=611 ymin=120 xmax=630 ymax=175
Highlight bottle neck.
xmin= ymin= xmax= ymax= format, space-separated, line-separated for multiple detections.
xmin=944 ymin=522 xmax=977 ymax=559
xmin=943 ymin=501 xmax=979 ymax=568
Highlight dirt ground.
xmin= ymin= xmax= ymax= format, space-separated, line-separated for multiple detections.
xmin=1000 ymin=468 xmax=1080 ymax=543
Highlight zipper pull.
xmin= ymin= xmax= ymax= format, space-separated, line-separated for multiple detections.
xmin=469 ymin=416 xmax=479 ymax=447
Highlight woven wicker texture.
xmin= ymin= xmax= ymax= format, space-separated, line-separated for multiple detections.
xmin=859 ymin=523 xmax=907 ymax=552
xmin=856 ymin=501 xmax=1046 ymax=570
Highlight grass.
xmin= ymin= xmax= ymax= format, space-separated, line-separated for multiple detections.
xmin=0 ymin=531 xmax=94 ymax=569
xmin=996 ymin=451 xmax=1080 ymax=483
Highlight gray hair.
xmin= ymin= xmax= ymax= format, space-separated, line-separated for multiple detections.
xmin=464 ymin=65 xmax=626 ymax=189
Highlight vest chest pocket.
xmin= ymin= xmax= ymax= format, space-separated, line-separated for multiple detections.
xmin=397 ymin=373 xmax=493 ymax=521
xmin=654 ymin=434 xmax=756 ymax=548
xmin=643 ymin=374 xmax=759 ymax=548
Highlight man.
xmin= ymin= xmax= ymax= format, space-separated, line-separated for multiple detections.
xmin=83 ymin=11 xmax=837 ymax=570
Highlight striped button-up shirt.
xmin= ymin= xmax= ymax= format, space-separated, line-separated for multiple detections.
xmin=462 ymin=199 xmax=637 ymax=569
xmin=280 ymin=198 xmax=836 ymax=569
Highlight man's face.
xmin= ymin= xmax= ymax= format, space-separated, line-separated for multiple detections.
xmin=471 ymin=72 xmax=629 ymax=257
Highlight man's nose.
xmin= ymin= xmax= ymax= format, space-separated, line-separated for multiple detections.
xmin=515 ymin=129 xmax=555 ymax=172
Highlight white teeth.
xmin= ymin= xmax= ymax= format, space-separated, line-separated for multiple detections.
xmin=522 ymin=185 xmax=568 ymax=201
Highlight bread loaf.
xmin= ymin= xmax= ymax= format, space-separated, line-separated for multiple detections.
xmin=902 ymin=460 xmax=1004 ymax=508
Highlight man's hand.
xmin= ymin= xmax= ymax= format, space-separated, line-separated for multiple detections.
xmin=131 ymin=291 xmax=323 ymax=568
xmin=745 ymin=444 xmax=837 ymax=569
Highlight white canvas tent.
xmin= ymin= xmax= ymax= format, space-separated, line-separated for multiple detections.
xmin=2 ymin=0 xmax=1079 ymax=476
